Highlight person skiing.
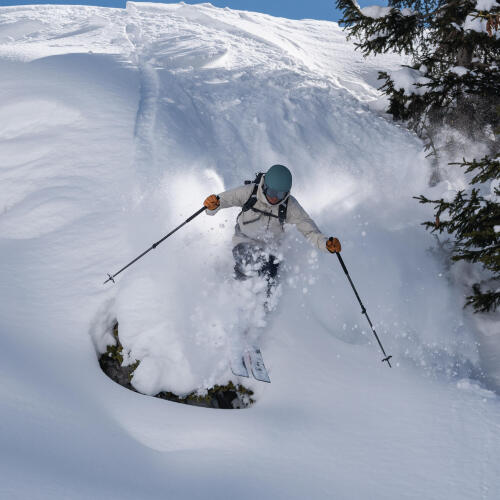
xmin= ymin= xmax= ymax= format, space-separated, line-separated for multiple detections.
xmin=104 ymin=165 xmax=391 ymax=371
xmin=203 ymin=164 xmax=341 ymax=284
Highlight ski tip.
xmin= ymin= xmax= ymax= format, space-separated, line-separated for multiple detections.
xmin=257 ymin=377 xmax=271 ymax=384
xmin=251 ymin=372 xmax=271 ymax=383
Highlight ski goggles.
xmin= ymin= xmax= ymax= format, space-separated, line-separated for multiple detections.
xmin=263 ymin=185 xmax=288 ymax=200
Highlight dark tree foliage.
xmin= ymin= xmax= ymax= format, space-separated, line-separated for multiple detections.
xmin=336 ymin=0 xmax=500 ymax=312
xmin=416 ymin=154 xmax=500 ymax=312
xmin=336 ymin=0 xmax=500 ymax=152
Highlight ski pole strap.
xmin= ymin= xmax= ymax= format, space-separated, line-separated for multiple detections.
xmin=104 ymin=206 xmax=206 ymax=284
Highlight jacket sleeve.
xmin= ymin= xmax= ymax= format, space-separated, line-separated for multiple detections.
xmin=287 ymin=196 xmax=329 ymax=252
xmin=205 ymin=184 xmax=254 ymax=216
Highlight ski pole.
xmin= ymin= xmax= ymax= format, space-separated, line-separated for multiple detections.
xmin=104 ymin=206 xmax=206 ymax=285
xmin=335 ymin=252 xmax=393 ymax=368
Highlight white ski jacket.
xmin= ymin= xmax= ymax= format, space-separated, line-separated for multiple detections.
xmin=206 ymin=175 xmax=329 ymax=251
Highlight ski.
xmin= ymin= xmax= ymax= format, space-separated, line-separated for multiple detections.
xmin=230 ymin=353 xmax=249 ymax=378
xmin=245 ymin=346 xmax=271 ymax=383
xmin=230 ymin=345 xmax=270 ymax=383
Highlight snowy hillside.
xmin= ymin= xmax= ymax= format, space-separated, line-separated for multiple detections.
xmin=1 ymin=2 xmax=499 ymax=499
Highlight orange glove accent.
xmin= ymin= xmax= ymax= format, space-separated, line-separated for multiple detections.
xmin=326 ymin=237 xmax=341 ymax=253
xmin=204 ymin=194 xmax=220 ymax=211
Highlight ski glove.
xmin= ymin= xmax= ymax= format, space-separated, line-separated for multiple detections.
xmin=204 ymin=194 xmax=220 ymax=211
xmin=326 ymin=237 xmax=341 ymax=253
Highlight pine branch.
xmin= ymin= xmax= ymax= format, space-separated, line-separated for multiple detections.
xmin=466 ymin=285 xmax=500 ymax=313
xmin=415 ymin=153 xmax=500 ymax=312
xmin=450 ymin=154 xmax=500 ymax=184
xmin=338 ymin=0 xmax=500 ymax=313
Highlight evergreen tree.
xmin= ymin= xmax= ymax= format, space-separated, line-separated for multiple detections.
xmin=336 ymin=0 xmax=500 ymax=311
xmin=416 ymin=152 xmax=500 ymax=312
xmin=336 ymin=0 xmax=499 ymax=157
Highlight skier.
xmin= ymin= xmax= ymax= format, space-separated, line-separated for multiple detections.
xmin=104 ymin=165 xmax=391 ymax=373
xmin=203 ymin=164 xmax=341 ymax=285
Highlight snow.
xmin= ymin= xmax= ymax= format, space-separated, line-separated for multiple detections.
xmin=1 ymin=2 xmax=500 ymax=499
xmin=464 ymin=1 xmax=500 ymax=37
xmin=360 ymin=6 xmax=393 ymax=18
xmin=475 ymin=0 xmax=500 ymax=10
xmin=390 ymin=66 xmax=431 ymax=95
xmin=464 ymin=14 xmax=489 ymax=34
xmin=450 ymin=65 xmax=469 ymax=76
xmin=360 ymin=6 xmax=415 ymax=19
xmin=400 ymin=8 xmax=417 ymax=16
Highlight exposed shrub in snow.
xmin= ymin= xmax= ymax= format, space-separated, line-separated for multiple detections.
xmin=99 ymin=322 xmax=254 ymax=409
xmin=155 ymin=382 xmax=255 ymax=409
xmin=98 ymin=322 xmax=141 ymax=390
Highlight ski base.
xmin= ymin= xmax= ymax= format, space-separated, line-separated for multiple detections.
xmin=247 ymin=347 xmax=270 ymax=383
xmin=230 ymin=354 xmax=249 ymax=378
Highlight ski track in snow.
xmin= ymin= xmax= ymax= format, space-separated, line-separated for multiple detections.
xmin=0 ymin=3 xmax=499 ymax=499
xmin=125 ymin=12 xmax=159 ymax=173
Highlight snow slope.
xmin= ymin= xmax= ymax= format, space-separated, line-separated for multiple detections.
xmin=1 ymin=3 xmax=499 ymax=499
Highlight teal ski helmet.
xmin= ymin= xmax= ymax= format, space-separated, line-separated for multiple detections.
xmin=263 ymin=164 xmax=292 ymax=200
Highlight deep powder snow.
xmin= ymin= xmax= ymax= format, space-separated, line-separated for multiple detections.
xmin=1 ymin=3 xmax=499 ymax=499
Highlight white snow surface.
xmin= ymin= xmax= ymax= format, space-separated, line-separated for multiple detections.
xmin=1 ymin=2 xmax=500 ymax=499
